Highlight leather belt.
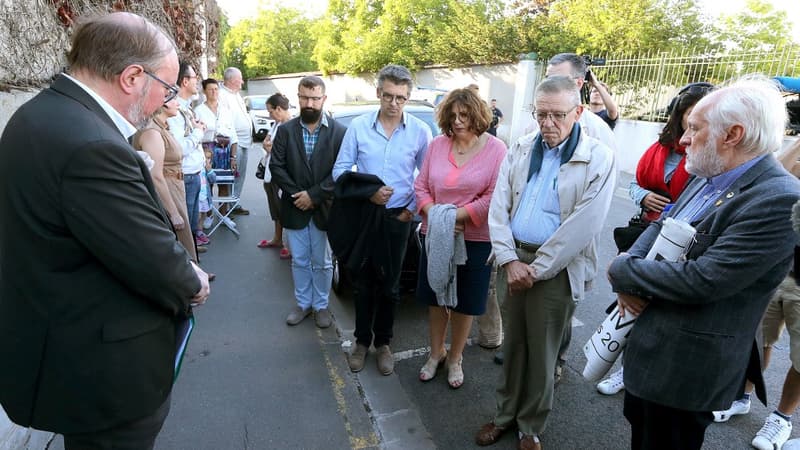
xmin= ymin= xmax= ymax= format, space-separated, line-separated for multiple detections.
xmin=166 ymin=172 xmax=184 ymax=180
xmin=514 ymin=239 xmax=540 ymax=253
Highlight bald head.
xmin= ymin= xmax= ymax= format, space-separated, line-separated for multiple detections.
xmin=66 ymin=12 xmax=179 ymax=127
xmin=68 ymin=12 xmax=175 ymax=82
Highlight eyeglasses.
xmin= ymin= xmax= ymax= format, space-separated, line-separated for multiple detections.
xmin=144 ymin=70 xmax=179 ymax=103
xmin=380 ymin=92 xmax=408 ymax=105
xmin=298 ymin=95 xmax=324 ymax=102
xmin=532 ymin=106 xmax=578 ymax=123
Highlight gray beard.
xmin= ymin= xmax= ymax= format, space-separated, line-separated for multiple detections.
xmin=686 ymin=142 xmax=725 ymax=178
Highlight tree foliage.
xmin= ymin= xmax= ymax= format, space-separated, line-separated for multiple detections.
xmin=518 ymin=0 xmax=714 ymax=58
xmin=219 ymin=0 xmax=798 ymax=77
xmin=714 ymin=0 xmax=794 ymax=50
xmin=222 ymin=7 xmax=317 ymax=79
xmin=312 ymin=0 xmax=521 ymax=74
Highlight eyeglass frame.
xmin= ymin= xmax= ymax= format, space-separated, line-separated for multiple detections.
xmin=143 ymin=70 xmax=179 ymax=103
xmin=379 ymin=92 xmax=409 ymax=105
xmin=531 ymin=105 xmax=579 ymax=123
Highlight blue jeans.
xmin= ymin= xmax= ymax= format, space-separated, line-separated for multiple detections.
xmin=234 ymin=146 xmax=248 ymax=198
xmin=184 ymin=172 xmax=201 ymax=235
xmin=285 ymin=221 xmax=333 ymax=311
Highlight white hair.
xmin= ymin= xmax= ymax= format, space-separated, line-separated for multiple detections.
xmin=699 ymin=75 xmax=787 ymax=155
xmin=223 ymin=67 xmax=241 ymax=82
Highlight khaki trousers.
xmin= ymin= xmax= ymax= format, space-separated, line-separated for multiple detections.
xmin=477 ymin=267 xmax=503 ymax=346
xmin=494 ymin=249 xmax=574 ymax=435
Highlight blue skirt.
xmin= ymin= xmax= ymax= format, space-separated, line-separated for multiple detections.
xmin=416 ymin=237 xmax=492 ymax=316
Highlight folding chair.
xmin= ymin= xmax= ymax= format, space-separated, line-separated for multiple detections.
xmin=206 ymin=140 xmax=240 ymax=238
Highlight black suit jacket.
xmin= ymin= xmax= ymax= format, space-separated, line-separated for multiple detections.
xmin=609 ymin=155 xmax=800 ymax=412
xmin=269 ymin=116 xmax=346 ymax=230
xmin=0 ymin=75 xmax=201 ymax=433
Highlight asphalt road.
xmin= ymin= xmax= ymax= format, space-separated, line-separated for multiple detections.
xmin=45 ymin=160 xmax=800 ymax=450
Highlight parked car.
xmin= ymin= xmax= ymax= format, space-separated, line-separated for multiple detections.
xmin=243 ymin=95 xmax=275 ymax=141
xmin=329 ymin=100 xmax=440 ymax=295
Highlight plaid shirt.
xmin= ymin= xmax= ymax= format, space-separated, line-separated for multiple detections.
xmin=300 ymin=114 xmax=328 ymax=159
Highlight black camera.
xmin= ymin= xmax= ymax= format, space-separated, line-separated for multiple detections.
xmin=581 ymin=55 xmax=606 ymax=67
xmin=581 ymin=55 xmax=606 ymax=81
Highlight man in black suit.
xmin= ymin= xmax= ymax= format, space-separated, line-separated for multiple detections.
xmin=608 ymin=76 xmax=800 ymax=450
xmin=270 ymin=76 xmax=346 ymax=329
xmin=0 ymin=12 xmax=210 ymax=450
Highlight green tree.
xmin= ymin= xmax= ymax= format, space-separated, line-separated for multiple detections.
xmin=222 ymin=7 xmax=318 ymax=79
xmin=714 ymin=0 xmax=795 ymax=49
xmin=312 ymin=0 xmax=522 ymax=74
xmin=514 ymin=0 xmax=713 ymax=58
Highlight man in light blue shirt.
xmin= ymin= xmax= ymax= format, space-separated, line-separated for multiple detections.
xmin=333 ymin=64 xmax=432 ymax=376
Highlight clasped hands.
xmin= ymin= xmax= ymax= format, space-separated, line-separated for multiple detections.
xmin=504 ymin=260 xmax=536 ymax=296
xmin=608 ymin=253 xmax=649 ymax=317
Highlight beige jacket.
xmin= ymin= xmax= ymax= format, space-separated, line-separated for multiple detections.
xmin=488 ymin=129 xmax=616 ymax=302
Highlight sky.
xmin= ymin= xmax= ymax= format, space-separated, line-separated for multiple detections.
xmin=215 ymin=0 xmax=800 ymax=43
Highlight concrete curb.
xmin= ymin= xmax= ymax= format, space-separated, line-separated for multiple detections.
xmin=328 ymin=292 xmax=436 ymax=450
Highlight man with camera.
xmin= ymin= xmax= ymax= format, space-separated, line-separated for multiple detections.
xmin=586 ymin=74 xmax=619 ymax=130
xmin=545 ymin=53 xmax=617 ymax=150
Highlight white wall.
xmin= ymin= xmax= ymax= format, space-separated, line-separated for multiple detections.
xmin=0 ymin=90 xmax=37 ymax=136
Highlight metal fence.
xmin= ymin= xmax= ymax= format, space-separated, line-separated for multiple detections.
xmin=588 ymin=45 xmax=800 ymax=121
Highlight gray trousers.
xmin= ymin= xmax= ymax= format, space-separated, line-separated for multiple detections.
xmin=234 ymin=145 xmax=249 ymax=198
xmin=494 ymin=248 xmax=574 ymax=435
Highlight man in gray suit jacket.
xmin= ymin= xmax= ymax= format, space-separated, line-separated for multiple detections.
xmin=608 ymin=76 xmax=800 ymax=450
xmin=270 ymin=76 xmax=346 ymax=328
xmin=0 ymin=13 xmax=210 ymax=450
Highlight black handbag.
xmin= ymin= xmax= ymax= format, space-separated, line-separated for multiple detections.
xmin=613 ymin=213 xmax=649 ymax=253
xmin=255 ymin=160 xmax=266 ymax=180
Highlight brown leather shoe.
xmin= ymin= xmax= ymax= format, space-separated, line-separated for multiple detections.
xmin=475 ymin=422 xmax=509 ymax=446
xmin=376 ymin=345 xmax=394 ymax=375
xmin=518 ymin=434 xmax=542 ymax=450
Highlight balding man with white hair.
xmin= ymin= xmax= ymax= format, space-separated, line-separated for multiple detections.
xmin=219 ymin=66 xmax=254 ymax=213
xmin=0 ymin=12 xmax=209 ymax=449
xmin=607 ymin=76 xmax=800 ymax=450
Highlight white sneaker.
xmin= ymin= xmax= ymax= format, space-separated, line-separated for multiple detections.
xmin=712 ymin=398 xmax=751 ymax=422
xmin=202 ymin=215 xmax=213 ymax=229
xmin=752 ymin=412 xmax=792 ymax=450
xmin=596 ymin=367 xmax=625 ymax=395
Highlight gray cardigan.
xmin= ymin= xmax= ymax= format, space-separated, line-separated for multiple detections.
xmin=425 ymin=204 xmax=467 ymax=307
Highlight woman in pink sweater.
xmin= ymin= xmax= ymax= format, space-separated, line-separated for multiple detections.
xmin=414 ymin=88 xmax=507 ymax=388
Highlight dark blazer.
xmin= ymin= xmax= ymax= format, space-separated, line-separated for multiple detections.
xmin=269 ymin=116 xmax=347 ymax=231
xmin=328 ymin=172 xmax=387 ymax=272
xmin=609 ymin=155 xmax=800 ymax=412
xmin=0 ymin=75 xmax=201 ymax=434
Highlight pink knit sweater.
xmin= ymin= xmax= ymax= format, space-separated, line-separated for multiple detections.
xmin=414 ymin=134 xmax=507 ymax=242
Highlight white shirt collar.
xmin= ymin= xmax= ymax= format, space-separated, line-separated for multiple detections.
xmin=62 ymin=73 xmax=138 ymax=138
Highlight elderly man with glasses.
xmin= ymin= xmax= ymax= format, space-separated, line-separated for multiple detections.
xmin=476 ymin=75 xmax=616 ymax=450
xmin=333 ymin=64 xmax=433 ymax=376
